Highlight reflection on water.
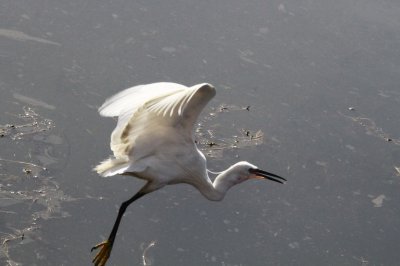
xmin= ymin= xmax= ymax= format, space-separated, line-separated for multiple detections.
xmin=0 ymin=107 xmax=54 ymax=140
xmin=0 ymin=29 xmax=61 ymax=46
xmin=196 ymin=104 xmax=264 ymax=158
xmin=339 ymin=110 xmax=400 ymax=146
xmin=0 ymin=107 xmax=74 ymax=265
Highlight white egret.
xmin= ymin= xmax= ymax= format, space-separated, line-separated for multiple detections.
xmin=91 ymin=82 xmax=286 ymax=266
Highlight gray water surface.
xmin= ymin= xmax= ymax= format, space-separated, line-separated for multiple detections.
xmin=1 ymin=0 xmax=400 ymax=265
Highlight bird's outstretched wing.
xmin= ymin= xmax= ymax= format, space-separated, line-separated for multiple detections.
xmin=99 ymin=82 xmax=215 ymax=164
xmin=99 ymin=82 xmax=188 ymax=118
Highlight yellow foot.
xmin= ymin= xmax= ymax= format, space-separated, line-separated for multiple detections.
xmin=91 ymin=240 xmax=112 ymax=266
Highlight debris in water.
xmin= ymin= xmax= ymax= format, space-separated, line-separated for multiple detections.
xmin=195 ymin=104 xmax=265 ymax=158
xmin=339 ymin=111 xmax=400 ymax=146
xmin=219 ymin=105 xmax=228 ymax=112
xmin=0 ymin=28 xmax=61 ymax=46
xmin=0 ymin=106 xmax=54 ymax=140
xmin=23 ymin=168 xmax=32 ymax=174
xmin=142 ymin=240 xmax=157 ymax=266
xmin=206 ymin=141 xmax=217 ymax=147
xmin=0 ymin=106 xmax=73 ymax=266
xmin=394 ymin=166 xmax=400 ymax=176
xmin=371 ymin=195 xmax=386 ymax=208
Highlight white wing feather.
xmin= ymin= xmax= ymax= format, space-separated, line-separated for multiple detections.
xmin=99 ymin=82 xmax=187 ymax=117
xmin=95 ymin=82 xmax=215 ymax=177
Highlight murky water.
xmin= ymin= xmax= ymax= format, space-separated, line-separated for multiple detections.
xmin=1 ymin=0 xmax=400 ymax=265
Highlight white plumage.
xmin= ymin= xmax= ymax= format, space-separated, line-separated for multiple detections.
xmin=94 ymin=82 xmax=214 ymax=178
xmin=91 ymin=82 xmax=285 ymax=266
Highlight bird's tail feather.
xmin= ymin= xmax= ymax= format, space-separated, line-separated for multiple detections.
xmin=94 ymin=157 xmax=130 ymax=177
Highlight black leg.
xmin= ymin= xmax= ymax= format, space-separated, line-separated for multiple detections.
xmin=108 ymin=185 xmax=149 ymax=246
xmin=91 ymin=182 xmax=152 ymax=266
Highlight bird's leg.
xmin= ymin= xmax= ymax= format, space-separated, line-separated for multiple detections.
xmin=91 ymin=183 xmax=151 ymax=266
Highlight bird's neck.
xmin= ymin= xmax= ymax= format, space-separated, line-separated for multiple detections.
xmin=197 ymin=170 xmax=236 ymax=201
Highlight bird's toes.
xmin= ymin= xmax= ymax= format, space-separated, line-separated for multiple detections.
xmin=91 ymin=241 xmax=107 ymax=252
xmin=91 ymin=241 xmax=111 ymax=266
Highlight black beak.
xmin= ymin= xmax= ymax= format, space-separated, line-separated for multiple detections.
xmin=249 ymin=168 xmax=286 ymax=184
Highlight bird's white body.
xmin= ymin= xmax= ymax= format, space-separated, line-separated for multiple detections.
xmin=95 ymin=82 xmax=222 ymax=198
xmin=91 ymin=82 xmax=285 ymax=266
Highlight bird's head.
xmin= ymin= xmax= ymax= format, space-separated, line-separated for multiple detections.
xmin=227 ymin=161 xmax=286 ymax=185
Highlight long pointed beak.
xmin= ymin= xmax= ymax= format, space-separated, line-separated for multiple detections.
xmin=249 ymin=168 xmax=286 ymax=184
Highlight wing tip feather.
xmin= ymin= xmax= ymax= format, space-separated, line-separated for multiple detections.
xmin=94 ymin=157 xmax=130 ymax=177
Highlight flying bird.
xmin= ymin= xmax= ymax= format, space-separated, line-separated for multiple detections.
xmin=91 ymin=82 xmax=286 ymax=266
